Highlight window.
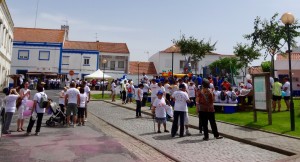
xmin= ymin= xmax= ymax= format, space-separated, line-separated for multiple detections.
xmin=39 ymin=51 xmax=50 ymax=60
xmin=118 ymin=61 xmax=124 ymax=68
xmin=62 ymin=56 xmax=69 ymax=65
xmin=110 ymin=61 xmax=115 ymax=70
xmin=18 ymin=50 xmax=29 ymax=60
xmin=84 ymin=58 xmax=90 ymax=65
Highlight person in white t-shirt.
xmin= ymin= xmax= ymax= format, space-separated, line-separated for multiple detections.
xmin=25 ymin=85 xmax=48 ymax=136
xmin=111 ymin=80 xmax=117 ymax=102
xmin=150 ymin=79 xmax=158 ymax=109
xmin=82 ymin=81 xmax=90 ymax=121
xmin=171 ymin=84 xmax=191 ymax=137
xmin=77 ymin=88 xmax=87 ymax=126
xmin=17 ymin=82 xmax=31 ymax=132
xmin=65 ymin=82 xmax=80 ymax=127
xmin=152 ymin=90 xmax=169 ymax=133
xmin=283 ymin=77 xmax=291 ymax=111
xmin=135 ymin=84 xmax=144 ymax=117
xmin=213 ymin=87 xmax=221 ymax=103
xmin=3 ymin=89 xmax=20 ymax=134
xmin=187 ymin=82 xmax=196 ymax=107
xmin=226 ymin=87 xmax=238 ymax=104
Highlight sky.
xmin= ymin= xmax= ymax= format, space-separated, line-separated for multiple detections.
xmin=6 ymin=0 xmax=300 ymax=66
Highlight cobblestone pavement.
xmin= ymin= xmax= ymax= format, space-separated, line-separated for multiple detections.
xmin=0 ymin=91 xmax=173 ymax=162
xmin=106 ymin=99 xmax=300 ymax=156
xmin=88 ymin=101 xmax=287 ymax=162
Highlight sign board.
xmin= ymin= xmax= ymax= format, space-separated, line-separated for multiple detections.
xmin=252 ymin=73 xmax=272 ymax=125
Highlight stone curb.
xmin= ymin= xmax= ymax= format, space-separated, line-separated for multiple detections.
xmin=100 ymin=100 xmax=297 ymax=156
xmin=88 ymin=110 xmax=179 ymax=162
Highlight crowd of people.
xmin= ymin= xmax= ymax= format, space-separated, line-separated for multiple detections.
xmin=1 ymin=79 xmax=91 ymax=136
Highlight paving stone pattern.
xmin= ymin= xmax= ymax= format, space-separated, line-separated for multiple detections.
xmin=88 ymin=101 xmax=287 ymax=162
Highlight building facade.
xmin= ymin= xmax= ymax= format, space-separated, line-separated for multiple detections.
xmin=11 ymin=27 xmax=65 ymax=78
xmin=149 ymin=46 xmax=230 ymax=76
xmin=0 ymin=0 xmax=13 ymax=90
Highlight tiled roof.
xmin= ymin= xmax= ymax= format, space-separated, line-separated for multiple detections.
xmin=277 ymin=53 xmax=300 ymax=60
xmin=161 ymin=45 xmax=220 ymax=55
xmin=14 ymin=27 xmax=65 ymax=43
xmin=98 ymin=42 xmax=129 ymax=54
xmin=248 ymin=66 xmax=263 ymax=74
xmin=64 ymin=41 xmax=98 ymax=51
xmin=64 ymin=41 xmax=130 ymax=53
xmin=129 ymin=61 xmax=157 ymax=74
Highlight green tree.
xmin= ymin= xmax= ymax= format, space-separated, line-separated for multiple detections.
xmin=244 ymin=13 xmax=300 ymax=77
xmin=234 ymin=43 xmax=261 ymax=81
xmin=173 ymin=35 xmax=216 ymax=74
xmin=261 ymin=61 xmax=271 ymax=72
xmin=209 ymin=57 xmax=243 ymax=85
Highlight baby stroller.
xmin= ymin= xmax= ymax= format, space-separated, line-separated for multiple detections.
xmin=46 ymin=101 xmax=66 ymax=127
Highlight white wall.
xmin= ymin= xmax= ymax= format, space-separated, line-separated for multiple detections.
xmin=150 ymin=52 xmax=221 ymax=75
xmin=0 ymin=1 xmax=13 ymax=90
xmin=275 ymin=60 xmax=300 ymax=91
xmin=11 ymin=45 xmax=61 ymax=74
xmin=100 ymin=52 xmax=129 ymax=73
xmin=61 ymin=52 xmax=98 ymax=80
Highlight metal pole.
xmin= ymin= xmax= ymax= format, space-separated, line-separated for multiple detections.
xmin=172 ymin=52 xmax=174 ymax=78
xmin=102 ymin=63 xmax=105 ymax=98
xmin=286 ymin=24 xmax=295 ymax=131
xmin=138 ymin=63 xmax=140 ymax=84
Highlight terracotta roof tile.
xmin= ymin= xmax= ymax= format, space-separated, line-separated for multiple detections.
xmin=98 ymin=42 xmax=129 ymax=54
xmin=129 ymin=61 xmax=157 ymax=74
xmin=248 ymin=66 xmax=263 ymax=74
xmin=161 ymin=45 xmax=220 ymax=55
xmin=277 ymin=53 xmax=300 ymax=60
xmin=14 ymin=27 xmax=65 ymax=43
xmin=64 ymin=41 xmax=98 ymax=51
xmin=64 ymin=41 xmax=130 ymax=53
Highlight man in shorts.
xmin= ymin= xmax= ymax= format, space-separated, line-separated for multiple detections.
xmin=65 ymin=82 xmax=80 ymax=127
xmin=272 ymin=78 xmax=282 ymax=112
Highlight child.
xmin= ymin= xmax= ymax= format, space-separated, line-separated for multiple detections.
xmin=77 ymin=88 xmax=87 ymax=126
xmin=151 ymin=90 xmax=169 ymax=133
xmin=135 ymin=84 xmax=144 ymax=118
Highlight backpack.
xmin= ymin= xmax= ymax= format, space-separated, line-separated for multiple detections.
xmin=220 ymin=91 xmax=226 ymax=101
xmin=231 ymin=92 xmax=237 ymax=101
xmin=38 ymin=93 xmax=48 ymax=108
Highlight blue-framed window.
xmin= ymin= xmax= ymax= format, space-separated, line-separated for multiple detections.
xmin=39 ymin=51 xmax=50 ymax=60
xmin=62 ymin=56 xmax=70 ymax=65
xmin=18 ymin=50 xmax=29 ymax=60
xmin=83 ymin=57 xmax=90 ymax=66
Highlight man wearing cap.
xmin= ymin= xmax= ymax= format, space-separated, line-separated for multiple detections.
xmin=171 ymin=84 xmax=191 ymax=137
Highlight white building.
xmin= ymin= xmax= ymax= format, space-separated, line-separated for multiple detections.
xmin=11 ymin=26 xmax=130 ymax=82
xmin=11 ymin=27 xmax=66 ymax=78
xmin=0 ymin=0 xmax=13 ymax=90
xmin=149 ymin=45 xmax=232 ymax=77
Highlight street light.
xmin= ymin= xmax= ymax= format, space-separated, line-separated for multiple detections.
xmin=102 ymin=59 xmax=107 ymax=98
xmin=170 ymin=45 xmax=177 ymax=78
xmin=137 ymin=62 xmax=140 ymax=84
xmin=281 ymin=12 xmax=295 ymax=131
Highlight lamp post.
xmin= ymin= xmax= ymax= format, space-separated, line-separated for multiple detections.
xmin=281 ymin=12 xmax=295 ymax=131
xmin=170 ymin=45 xmax=176 ymax=78
xmin=137 ymin=62 xmax=140 ymax=84
xmin=102 ymin=59 xmax=107 ymax=98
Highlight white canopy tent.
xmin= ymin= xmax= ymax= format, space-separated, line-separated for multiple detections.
xmin=84 ymin=69 xmax=112 ymax=79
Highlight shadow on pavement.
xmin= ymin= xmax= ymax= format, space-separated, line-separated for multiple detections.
xmin=153 ymin=134 xmax=174 ymax=140
xmin=177 ymin=139 xmax=204 ymax=144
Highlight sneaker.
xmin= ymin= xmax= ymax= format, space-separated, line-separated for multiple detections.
xmin=3 ymin=131 xmax=11 ymax=134
xmin=84 ymin=119 xmax=87 ymax=122
xmin=164 ymin=130 xmax=169 ymax=133
xmin=25 ymin=132 xmax=31 ymax=136
xmin=77 ymin=123 xmax=81 ymax=126
xmin=157 ymin=130 xmax=161 ymax=133
xmin=215 ymin=136 xmax=223 ymax=139
xmin=186 ymin=130 xmax=192 ymax=136
xmin=73 ymin=124 xmax=76 ymax=128
xmin=82 ymin=123 xmax=85 ymax=126
xmin=35 ymin=132 xmax=39 ymax=136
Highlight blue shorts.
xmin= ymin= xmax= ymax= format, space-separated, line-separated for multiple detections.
xmin=127 ymin=93 xmax=133 ymax=98
xmin=156 ymin=117 xmax=166 ymax=124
